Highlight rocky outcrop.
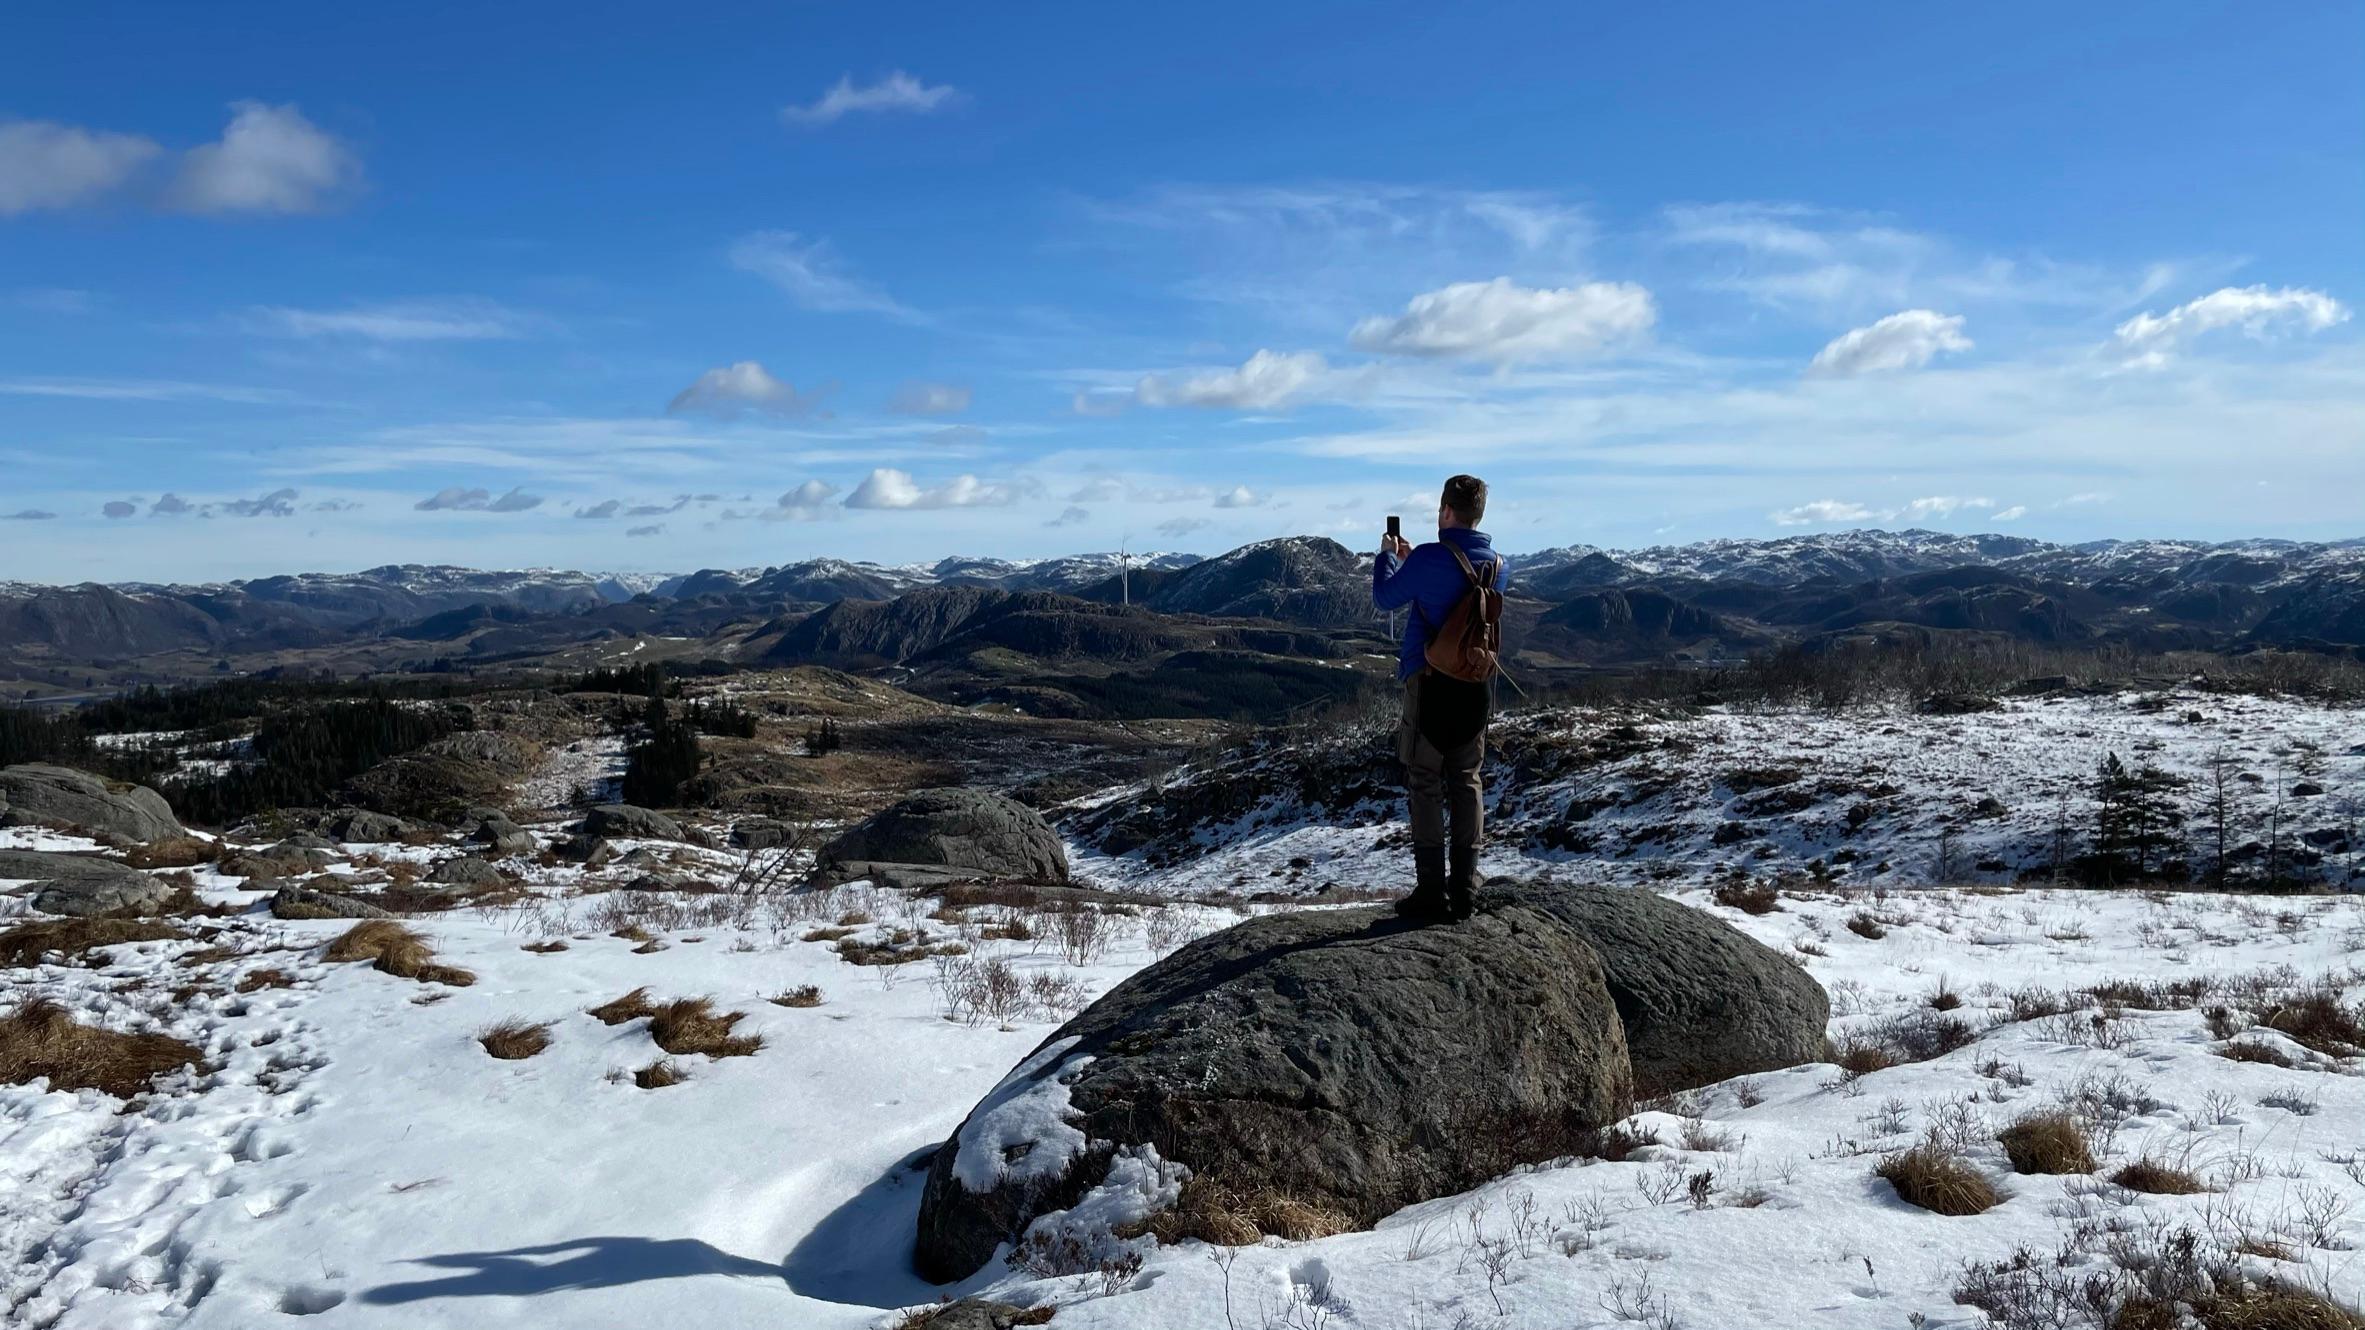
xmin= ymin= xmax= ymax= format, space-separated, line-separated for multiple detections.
xmin=428 ymin=855 xmax=504 ymax=888
xmin=817 ymin=789 xmax=1067 ymax=887
xmin=915 ymin=895 xmax=1634 ymax=1281
xmin=318 ymin=808 xmax=415 ymax=843
xmin=0 ymin=849 xmax=173 ymax=917
xmin=0 ymin=764 xmax=183 ymax=843
xmin=271 ymin=884 xmax=395 ymax=920
xmin=1487 ymin=883 xmax=1831 ymax=1095
xmin=914 ymin=882 xmax=1828 ymax=1282
xmin=583 ymin=804 xmax=685 ymax=842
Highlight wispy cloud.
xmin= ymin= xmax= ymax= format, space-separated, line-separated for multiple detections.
xmin=844 ymin=468 xmax=1022 ymax=510
xmin=890 ymin=381 xmax=971 ymax=415
xmin=414 ymin=485 xmax=543 ymax=513
xmin=244 ymin=298 xmax=533 ymax=341
xmin=0 ymin=376 xmax=294 ymax=404
xmin=781 ymin=71 xmax=962 ymax=127
xmin=1137 ymin=350 xmax=1330 ymax=410
xmin=729 ymin=231 xmax=920 ymax=321
xmin=1350 ymin=278 xmax=1654 ymax=364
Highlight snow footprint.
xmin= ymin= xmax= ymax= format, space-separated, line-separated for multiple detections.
xmin=277 ymin=1286 xmax=346 ymax=1315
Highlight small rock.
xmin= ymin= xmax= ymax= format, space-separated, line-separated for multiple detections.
xmin=584 ymin=804 xmax=686 ymax=842
xmin=271 ymin=885 xmax=395 ymax=920
xmin=428 ymin=855 xmax=505 ymax=888
xmin=319 ymin=808 xmax=412 ymax=843
xmin=0 ymin=850 xmax=172 ymax=917
xmin=556 ymin=834 xmax=616 ymax=868
xmin=730 ymin=818 xmax=791 ymax=851
xmin=2291 ymin=782 xmax=2325 ymax=798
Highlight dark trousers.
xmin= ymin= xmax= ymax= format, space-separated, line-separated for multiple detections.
xmin=1397 ymin=672 xmax=1485 ymax=850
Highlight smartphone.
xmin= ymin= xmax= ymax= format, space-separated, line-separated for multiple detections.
xmin=1386 ymin=514 xmax=1401 ymax=542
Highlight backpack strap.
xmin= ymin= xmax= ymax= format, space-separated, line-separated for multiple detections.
xmin=1443 ymin=541 xmax=1495 ymax=590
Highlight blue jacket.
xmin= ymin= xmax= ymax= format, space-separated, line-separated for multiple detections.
xmin=1373 ymin=527 xmax=1509 ymax=681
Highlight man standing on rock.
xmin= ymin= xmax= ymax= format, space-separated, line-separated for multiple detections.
xmin=1373 ymin=474 xmax=1508 ymax=921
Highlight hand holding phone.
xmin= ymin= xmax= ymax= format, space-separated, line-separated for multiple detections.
xmin=1383 ymin=514 xmax=1409 ymax=557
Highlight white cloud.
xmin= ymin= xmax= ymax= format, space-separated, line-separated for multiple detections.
xmin=1137 ymin=350 xmax=1328 ymax=410
xmin=890 ymin=381 xmax=971 ymax=415
xmin=0 ymin=119 xmax=159 ymax=215
xmin=1068 ymin=478 xmax=1125 ymax=503
xmin=1807 ymin=310 xmax=1972 ymax=377
xmin=1770 ymin=499 xmax=1878 ymax=526
xmin=168 ymin=102 xmax=359 ymax=215
xmin=768 ymin=480 xmax=839 ymax=521
xmin=1349 ymin=278 xmax=1654 ymax=363
xmin=414 ymin=485 xmax=542 ymax=513
xmin=247 ymin=298 xmax=530 ymax=341
xmin=1897 ymin=495 xmax=1993 ymax=522
xmin=1212 ymin=485 xmax=1263 ymax=509
xmin=843 ymin=468 xmax=1018 ymax=510
xmin=1071 ymin=390 xmax=1127 ymax=417
xmin=781 ymin=71 xmax=961 ymax=127
xmin=1992 ymin=505 xmax=2027 ymax=522
xmin=667 ymin=361 xmax=808 ymax=417
xmin=729 ymin=231 xmax=916 ymax=320
xmin=2110 ymin=285 xmax=2349 ymax=367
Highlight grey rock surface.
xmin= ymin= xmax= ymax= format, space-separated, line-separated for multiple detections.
xmin=0 ymin=764 xmax=183 ymax=843
xmin=583 ymin=804 xmax=686 ymax=842
xmin=319 ymin=808 xmax=413 ymax=843
xmin=428 ymin=855 xmax=505 ymax=888
xmin=818 ymin=789 xmax=1067 ymax=887
xmin=0 ymin=850 xmax=171 ymax=917
xmin=1488 ymin=883 xmax=1831 ymax=1096
xmin=915 ymin=897 xmax=1631 ymax=1281
xmin=271 ymin=885 xmax=396 ymax=920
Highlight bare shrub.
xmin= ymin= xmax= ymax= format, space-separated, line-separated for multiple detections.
xmin=1846 ymin=912 xmax=1886 ymax=940
xmin=2217 ymin=1040 xmax=2297 ymax=1068
xmin=478 ymin=1019 xmax=553 ymax=1060
xmin=1711 ymin=879 xmax=1780 ymax=915
xmin=322 ymin=920 xmax=475 ymax=986
xmin=1876 ymin=1143 xmax=1999 ymax=1215
xmin=1049 ymin=908 xmax=1111 ymax=965
xmin=0 ymin=996 xmax=202 ymax=1097
xmin=634 ymin=1059 xmax=685 ymax=1089
xmin=769 ymin=985 xmax=824 ymax=1008
xmin=2261 ymin=985 xmax=2365 ymax=1058
xmin=1997 ymin=1112 xmax=2097 ymax=1175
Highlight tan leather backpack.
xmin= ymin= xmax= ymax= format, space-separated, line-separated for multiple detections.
xmin=1422 ymin=544 xmax=1502 ymax=682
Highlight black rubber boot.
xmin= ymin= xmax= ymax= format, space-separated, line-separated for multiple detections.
xmin=1446 ymin=844 xmax=1481 ymax=920
xmin=1396 ymin=844 xmax=1448 ymax=920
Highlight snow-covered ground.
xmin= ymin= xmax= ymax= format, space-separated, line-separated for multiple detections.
xmin=5 ymin=821 xmax=2365 ymax=1328
xmin=1070 ymin=690 xmax=2365 ymax=898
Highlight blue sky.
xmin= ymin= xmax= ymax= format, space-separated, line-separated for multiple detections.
xmin=2 ymin=1 xmax=2359 ymax=583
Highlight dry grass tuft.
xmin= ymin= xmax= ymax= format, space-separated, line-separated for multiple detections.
xmin=322 ymin=920 xmax=475 ymax=986
xmin=1834 ymin=1038 xmax=1903 ymax=1078
xmin=119 ymin=837 xmax=220 ymax=870
xmin=610 ymin=924 xmax=654 ymax=943
xmin=634 ymin=1058 xmax=686 ymax=1089
xmin=1846 ymin=912 xmax=1887 ymax=940
xmin=1120 ymin=1174 xmax=1354 ymax=1247
xmin=2111 ymin=1157 xmax=2210 ymax=1195
xmin=234 ymin=968 xmax=297 ymax=994
xmin=2262 ymin=987 xmax=2365 ymax=1058
xmin=0 ymin=997 xmax=203 ymax=1097
xmin=587 ymin=987 xmax=657 ymax=1026
xmin=0 ymin=917 xmax=186 ymax=968
xmin=1876 ymin=1143 xmax=1999 ymax=1215
xmin=1996 ymin=1112 xmax=2096 ymax=1175
xmin=648 ymin=998 xmax=763 ymax=1058
xmin=769 ymin=985 xmax=824 ymax=1008
xmin=521 ymin=940 xmax=569 ymax=954
xmin=802 ymin=925 xmax=857 ymax=943
xmin=478 ymin=1019 xmax=553 ymax=1060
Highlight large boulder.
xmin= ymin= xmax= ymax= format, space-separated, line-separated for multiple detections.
xmin=0 ymin=764 xmax=183 ymax=843
xmin=0 ymin=849 xmax=172 ymax=917
xmin=818 ymin=789 xmax=1067 ymax=887
xmin=318 ymin=808 xmax=414 ymax=843
xmin=1490 ymin=883 xmax=1831 ymax=1095
xmin=583 ymin=804 xmax=685 ymax=842
xmin=914 ymin=897 xmax=1632 ymax=1282
xmin=271 ymin=884 xmax=395 ymax=920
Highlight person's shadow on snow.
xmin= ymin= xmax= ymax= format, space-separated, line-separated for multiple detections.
xmin=360 ymin=1236 xmax=785 ymax=1304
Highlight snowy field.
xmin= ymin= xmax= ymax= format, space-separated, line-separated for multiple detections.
xmin=5 ymin=813 xmax=2365 ymax=1329
xmin=1072 ymin=690 xmax=2365 ymax=898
